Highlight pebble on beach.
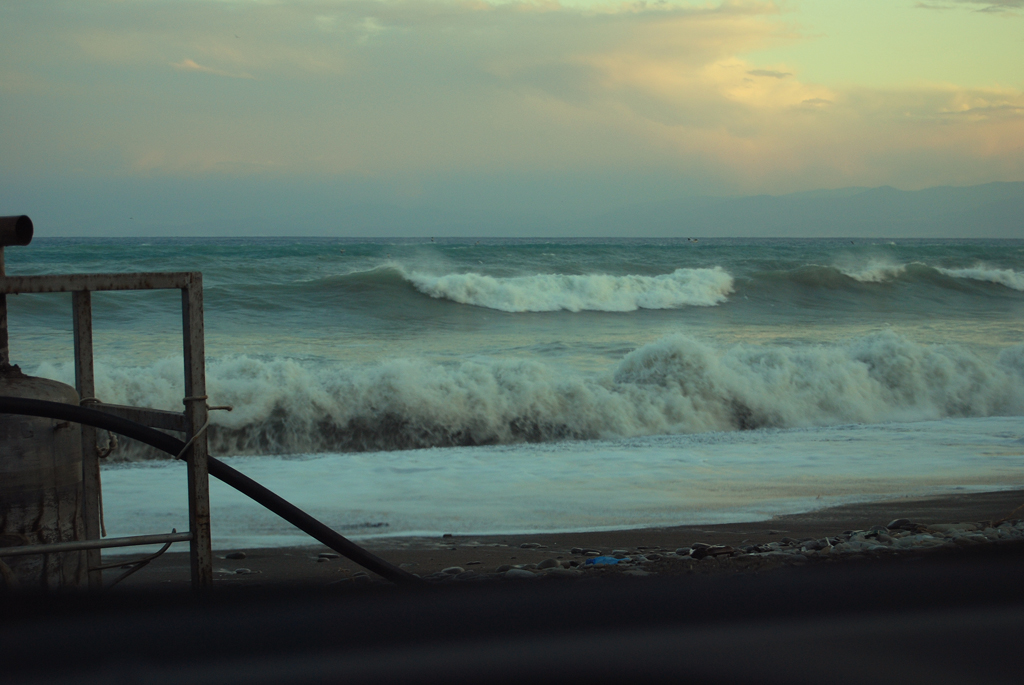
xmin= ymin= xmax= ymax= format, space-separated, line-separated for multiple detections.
xmin=504 ymin=568 xmax=537 ymax=580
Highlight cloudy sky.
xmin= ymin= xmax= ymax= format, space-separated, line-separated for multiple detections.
xmin=1 ymin=0 xmax=1022 ymax=235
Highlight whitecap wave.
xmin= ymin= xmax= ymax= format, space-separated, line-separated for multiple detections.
xmin=32 ymin=332 xmax=1024 ymax=460
xmin=836 ymin=260 xmax=908 ymax=283
xmin=936 ymin=265 xmax=1024 ymax=292
xmin=400 ymin=267 xmax=735 ymax=312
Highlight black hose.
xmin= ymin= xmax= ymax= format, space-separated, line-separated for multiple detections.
xmin=0 ymin=396 xmax=422 ymax=585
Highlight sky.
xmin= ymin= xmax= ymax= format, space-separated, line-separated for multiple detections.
xmin=1 ymin=0 xmax=1022 ymax=236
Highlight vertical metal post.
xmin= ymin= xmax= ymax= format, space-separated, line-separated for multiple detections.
xmin=0 ymin=247 xmax=8 ymax=367
xmin=182 ymin=274 xmax=213 ymax=589
xmin=72 ymin=290 xmax=103 ymax=589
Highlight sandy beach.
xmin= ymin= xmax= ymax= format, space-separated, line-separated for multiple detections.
xmin=10 ymin=487 xmax=1022 ymax=685
xmin=109 ymin=487 xmax=1024 ymax=590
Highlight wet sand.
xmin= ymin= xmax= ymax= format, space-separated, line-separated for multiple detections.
xmin=108 ymin=488 xmax=1024 ymax=589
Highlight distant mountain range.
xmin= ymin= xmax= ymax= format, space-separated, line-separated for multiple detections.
xmin=570 ymin=182 xmax=1024 ymax=238
xmin=257 ymin=180 xmax=1024 ymax=238
xmin=6 ymin=178 xmax=1023 ymax=238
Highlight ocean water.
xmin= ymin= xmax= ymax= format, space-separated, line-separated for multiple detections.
xmin=6 ymin=237 xmax=1024 ymax=547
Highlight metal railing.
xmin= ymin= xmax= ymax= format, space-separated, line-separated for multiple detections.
xmin=0 ymin=223 xmax=213 ymax=588
xmin=0 ymin=217 xmax=421 ymax=589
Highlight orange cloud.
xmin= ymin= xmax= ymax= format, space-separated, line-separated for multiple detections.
xmin=170 ymin=58 xmax=255 ymax=79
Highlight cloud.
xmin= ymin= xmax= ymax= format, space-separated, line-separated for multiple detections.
xmin=747 ymin=69 xmax=791 ymax=78
xmin=917 ymin=0 xmax=1023 ymax=11
xmin=170 ymin=58 xmax=255 ymax=79
xmin=0 ymin=0 xmax=1021 ymax=196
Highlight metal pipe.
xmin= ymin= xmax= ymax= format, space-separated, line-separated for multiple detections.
xmin=0 ymin=532 xmax=192 ymax=557
xmin=0 ymin=397 xmax=423 ymax=585
xmin=0 ymin=216 xmax=33 ymax=247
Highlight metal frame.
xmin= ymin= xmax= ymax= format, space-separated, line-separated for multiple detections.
xmin=0 ymin=531 xmax=193 ymax=557
xmin=0 ymin=271 xmax=213 ymax=589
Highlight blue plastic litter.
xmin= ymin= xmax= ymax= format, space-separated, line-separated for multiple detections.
xmin=584 ymin=556 xmax=620 ymax=565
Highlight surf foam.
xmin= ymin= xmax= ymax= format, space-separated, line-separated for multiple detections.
xmin=32 ymin=332 xmax=1024 ymax=461
xmin=834 ymin=259 xmax=1024 ymax=291
xmin=400 ymin=267 xmax=735 ymax=312
xmin=836 ymin=259 xmax=908 ymax=283
xmin=937 ymin=265 xmax=1024 ymax=292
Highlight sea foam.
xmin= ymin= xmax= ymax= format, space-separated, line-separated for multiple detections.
xmin=32 ymin=332 xmax=1024 ymax=461
xmin=834 ymin=259 xmax=1024 ymax=291
xmin=936 ymin=265 xmax=1024 ymax=292
xmin=836 ymin=259 xmax=908 ymax=283
xmin=400 ymin=266 xmax=734 ymax=312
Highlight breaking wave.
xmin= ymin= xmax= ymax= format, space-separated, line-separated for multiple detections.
xmin=936 ymin=265 xmax=1024 ymax=292
xmin=765 ymin=261 xmax=1024 ymax=291
xmin=835 ymin=260 xmax=908 ymax=283
xmin=399 ymin=267 xmax=735 ymax=312
xmin=32 ymin=332 xmax=1024 ymax=461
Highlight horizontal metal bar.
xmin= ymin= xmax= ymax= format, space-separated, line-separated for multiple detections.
xmin=0 ymin=532 xmax=192 ymax=557
xmin=0 ymin=272 xmax=196 ymax=294
xmin=91 ymin=403 xmax=188 ymax=433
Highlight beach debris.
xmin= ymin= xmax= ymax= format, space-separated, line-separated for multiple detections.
xmin=519 ymin=542 xmax=545 ymax=549
xmin=415 ymin=518 xmax=1024 ymax=585
xmin=234 ymin=568 xmax=252 ymax=575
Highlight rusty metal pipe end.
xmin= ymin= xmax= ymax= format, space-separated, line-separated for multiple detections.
xmin=0 ymin=216 xmax=33 ymax=247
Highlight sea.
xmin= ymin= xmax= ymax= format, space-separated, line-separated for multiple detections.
xmin=7 ymin=237 xmax=1024 ymax=549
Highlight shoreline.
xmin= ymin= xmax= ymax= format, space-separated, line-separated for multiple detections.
xmin=110 ymin=487 xmax=1024 ymax=589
